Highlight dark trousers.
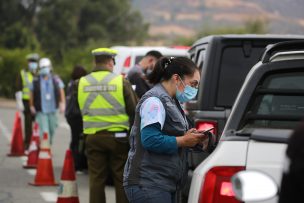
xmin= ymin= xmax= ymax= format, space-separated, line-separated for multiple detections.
xmin=23 ymin=100 xmax=33 ymax=149
xmin=86 ymin=131 xmax=129 ymax=203
xmin=124 ymin=185 xmax=176 ymax=203
xmin=67 ymin=116 xmax=87 ymax=171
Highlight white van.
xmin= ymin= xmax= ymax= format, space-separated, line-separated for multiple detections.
xmin=111 ymin=46 xmax=190 ymax=75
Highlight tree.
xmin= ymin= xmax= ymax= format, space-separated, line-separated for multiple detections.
xmin=78 ymin=0 xmax=148 ymax=45
xmin=35 ymin=0 xmax=82 ymax=61
xmin=0 ymin=0 xmax=38 ymax=49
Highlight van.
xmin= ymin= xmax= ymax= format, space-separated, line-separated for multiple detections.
xmin=111 ymin=46 xmax=190 ymax=75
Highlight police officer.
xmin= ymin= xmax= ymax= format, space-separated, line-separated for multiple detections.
xmin=77 ymin=48 xmax=137 ymax=203
xmin=15 ymin=53 xmax=39 ymax=149
xmin=123 ymin=57 xmax=207 ymax=203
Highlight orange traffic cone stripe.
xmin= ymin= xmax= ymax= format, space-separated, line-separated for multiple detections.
xmin=29 ymin=133 xmax=57 ymax=186
xmin=23 ymin=140 xmax=39 ymax=168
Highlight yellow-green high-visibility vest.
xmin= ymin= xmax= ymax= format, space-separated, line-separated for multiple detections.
xmin=20 ymin=70 xmax=33 ymax=100
xmin=78 ymin=71 xmax=130 ymax=134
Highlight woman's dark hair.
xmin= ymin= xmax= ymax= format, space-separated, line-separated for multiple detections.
xmin=148 ymin=56 xmax=198 ymax=84
xmin=71 ymin=65 xmax=87 ymax=80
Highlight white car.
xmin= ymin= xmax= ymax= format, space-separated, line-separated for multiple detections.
xmin=110 ymin=46 xmax=189 ymax=75
xmin=188 ymin=41 xmax=304 ymax=203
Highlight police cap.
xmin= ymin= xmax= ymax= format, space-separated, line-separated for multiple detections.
xmin=91 ymin=48 xmax=117 ymax=57
xmin=26 ymin=53 xmax=39 ymax=61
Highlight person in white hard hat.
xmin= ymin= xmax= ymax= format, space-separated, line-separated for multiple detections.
xmin=29 ymin=57 xmax=66 ymax=144
xmin=15 ymin=53 xmax=39 ymax=149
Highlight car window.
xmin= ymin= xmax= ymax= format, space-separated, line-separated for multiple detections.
xmin=196 ymin=48 xmax=206 ymax=71
xmin=216 ymin=46 xmax=265 ymax=107
xmin=240 ymin=71 xmax=304 ymax=129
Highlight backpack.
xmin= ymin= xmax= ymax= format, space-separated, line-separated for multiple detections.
xmin=65 ymin=80 xmax=81 ymax=119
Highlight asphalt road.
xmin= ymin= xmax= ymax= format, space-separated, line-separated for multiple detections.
xmin=0 ymin=104 xmax=115 ymax=203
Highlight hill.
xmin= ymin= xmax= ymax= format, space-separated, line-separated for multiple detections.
xmin=131 ymin=0 xmax=304 ymax=39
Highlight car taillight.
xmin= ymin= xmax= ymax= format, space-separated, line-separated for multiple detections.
xmin=199 ymin=166 xmax=245 ymax=203
xmin=195 ymin=121 xmax=217 ymax=136
xmin=123 ymin=56 xmax=131 ymax=68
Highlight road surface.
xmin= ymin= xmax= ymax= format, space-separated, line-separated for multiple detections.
xmin=0 ymin=101 xmax=115 ymax=203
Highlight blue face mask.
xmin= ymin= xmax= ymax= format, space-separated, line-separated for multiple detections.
xmin=39 ymin=67 xmax=51 ymax=76
xmin=176 ymin=77 xmax=198 ymax=103
xmin=28 ymin=62 xmax=38 ymax=72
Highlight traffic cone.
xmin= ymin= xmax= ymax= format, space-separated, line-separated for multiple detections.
xmin=40 ymin=132 xmax=51 ymax=151
xmin=29 ymin=133 xmax=58 ymax=186
xmin=57 ymin=150 xmax=79 ymax=203
xmin=7 ymin=111 xmax=25 ymax=156
xmin=30 ymin=122 xmax=40 ymax=147
xmin=23 ymin=140 xmax=39 ymax=168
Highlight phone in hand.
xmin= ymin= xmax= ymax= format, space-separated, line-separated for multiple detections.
xmin=197 ymin=127 xmax=214 ymax=135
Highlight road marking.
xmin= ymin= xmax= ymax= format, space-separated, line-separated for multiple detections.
xmin=40 ymin=192 xmax=57 ymax=202
xmin=0 ymin=117 xmax=58 ymax=202
xmin=27 ymin=169 xmax=36 ymax=176
xmin=0 ymin=118 xmax=11 ymax=141
xmin=59 ymin=122 xmax=70 ymax=130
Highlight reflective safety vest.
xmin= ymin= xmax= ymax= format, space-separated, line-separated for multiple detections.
xmin=78 ymin=71 xmax=129 ymax=134
xmin=20 ymin=70 xmax=33 ymax=100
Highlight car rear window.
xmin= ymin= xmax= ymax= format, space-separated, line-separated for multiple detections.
xmin=216 ymin=46 xmax=265 ymax=107
xmin=240 ymin=71 xmax=304 ymax=129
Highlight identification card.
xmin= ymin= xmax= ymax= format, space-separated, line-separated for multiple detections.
xmin=46 ymin=93 xmax=51 ymax=100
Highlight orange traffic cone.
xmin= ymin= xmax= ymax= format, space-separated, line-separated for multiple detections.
xmin=23 ymin=140 xmax=39 ymax=168
xmin=29 ymin=133 xmax=58 ymax=186
xmin=40 ymin=132 xmax=51 ymax=151
xmin=57 ymin=150 xmax=79 ymax=203
xmin=7 ymin=111 xmax=25 ymax=156
xmin=30 ymin=122 xmax=40 ymax=147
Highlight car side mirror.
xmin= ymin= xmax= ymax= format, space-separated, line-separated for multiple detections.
xmin=231 ymin=171 xmax=278 ymax=202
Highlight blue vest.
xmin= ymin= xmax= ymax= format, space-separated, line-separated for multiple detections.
xmin=123 ymin=84 xmax=189 ymax=192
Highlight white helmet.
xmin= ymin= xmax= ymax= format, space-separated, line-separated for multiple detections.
xmin=39 ymin=58 xmax=52 ymax=69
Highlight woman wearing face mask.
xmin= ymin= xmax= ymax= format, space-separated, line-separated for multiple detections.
xmin=123 ymin=57 xmax=207 ymax=203
xmin=29 ymin=58 xmax=66 ymax=145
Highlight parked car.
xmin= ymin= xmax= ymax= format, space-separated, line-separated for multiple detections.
xmin=186 ymin=34 xmax=304 ymax=170
xmin=188 ymin=40 xmax=304 ymax=203
xmin=111 ymin=46 xmax=189 ymax=75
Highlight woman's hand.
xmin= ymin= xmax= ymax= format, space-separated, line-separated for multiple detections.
xmin=176 ymin=128 xmax=208 ymax=147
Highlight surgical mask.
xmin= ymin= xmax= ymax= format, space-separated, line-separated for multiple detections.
xmin=176 ymin=77 xmax=198 ymax=103
xmin=145 ymin=68 xmax=153 ymax=76
xmin=39 ymin=67 xmax=51 ymax=76
xmin=28 ymin=62 xmax=38 ymax=72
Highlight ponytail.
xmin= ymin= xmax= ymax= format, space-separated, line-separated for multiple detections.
xmin=148 ymin=56 xmax=198 ymax=85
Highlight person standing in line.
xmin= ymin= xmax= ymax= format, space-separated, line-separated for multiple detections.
xmin=123 ymin=57 xmax=209 ymax=203
xmin=65 ymin=65 xmax=88 ymax=172
xmin=77 ymin=48 xmax=137 ymax=203
xmin=127 ymin=50 xmax=162 ymax=98
xmin=15 ymin=53 xmax=39 ymax=150
xmin=29 ymin=58 xmax=66 ymax=144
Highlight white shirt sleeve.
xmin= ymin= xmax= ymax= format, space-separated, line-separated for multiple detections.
xmin=140 ymin=97 xmax=166 ymax=130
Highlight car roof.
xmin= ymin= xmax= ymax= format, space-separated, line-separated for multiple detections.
xmin=270 ymin=51 xmax=304 ymax=62
xmin=190 ymin=34 xmax=304 ymax=50
xmin=111 ymin=46 xmax=189 ymax=55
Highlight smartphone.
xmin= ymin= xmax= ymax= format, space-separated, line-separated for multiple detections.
xmin=197 ymin=127 xmax=214 ymax=134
